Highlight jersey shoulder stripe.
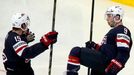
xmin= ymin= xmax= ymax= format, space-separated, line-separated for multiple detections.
xmin=116 ymin=33 xmax=130 ymax=48
xmin=13 ymin=41 xmax=28 ymax=56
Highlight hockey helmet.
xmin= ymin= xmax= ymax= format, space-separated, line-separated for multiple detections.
xmin=11 ymin=13 xmax=30 ymax=31
xmin=105 ymin=6 xmax=124 ymax=20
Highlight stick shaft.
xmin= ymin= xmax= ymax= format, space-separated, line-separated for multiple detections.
xmin=89 ymin=0 xmax=95 ymax=41
xmin=88 ymin=0 xmax=95 ymax=75
xmin=51 ymin=0 xmax=57 ymax=31
xmin=48 ymin=0 xmax=57 ymax=75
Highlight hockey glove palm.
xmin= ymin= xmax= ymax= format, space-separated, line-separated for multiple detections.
xmin=26 ymin=32 xmax=35 ymax=42
xmin=40 ymin=31 xmax=58 ymax=47
xmin=22 ymin=29 xmax=35 ymax=42
xmin=105 ymin=59 xmax=123 ymax=75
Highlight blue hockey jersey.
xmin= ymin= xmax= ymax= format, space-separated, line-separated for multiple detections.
xmin=99 ymin=25 xmax=132 ymax=66
xmin=2 ymin=31 xmax=48 ymax=71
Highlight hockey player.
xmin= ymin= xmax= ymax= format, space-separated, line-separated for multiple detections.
xmin=2 ymin=13 xmax=58 ymax=75
xmin=66 ymin=6 xmax=133 ymax=75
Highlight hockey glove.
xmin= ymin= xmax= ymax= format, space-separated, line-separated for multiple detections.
xmin=22 ymin=29 xmax=35 ymax=42
xmin=105 ymin=59 xmax=123 ymax=75
xmin=26 ymin=32 xmax=35 ymax=42
xmin=40 ymin=31 xmax=58 ymax=47
xmin=85 ymin=41 xmax=100 ymax=50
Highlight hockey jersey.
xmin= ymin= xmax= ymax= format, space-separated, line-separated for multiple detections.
xmin=2 ymin=31 xmax=48 ymax=71
xmin=99 ymin=25 xmax=132 ymax=66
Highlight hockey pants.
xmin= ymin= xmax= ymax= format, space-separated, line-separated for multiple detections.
xmin=67 ymin=47 xmax=109 ymax=75
xmin=6 ymin=66 xmax=34 ymax=75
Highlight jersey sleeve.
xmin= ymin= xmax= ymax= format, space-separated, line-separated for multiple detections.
xmin=13 ymin=40 xmax=28 ymax=56
xmin=115 ymin=28 xmax=132 ymax=65
xmin=21 ymin=42 xmax=48 ymax=59
xmin=12 ymin=35 xmax=48 ymax=59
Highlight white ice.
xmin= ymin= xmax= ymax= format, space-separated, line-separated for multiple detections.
xmin=0 ymin=0 xmax=134 ymax=75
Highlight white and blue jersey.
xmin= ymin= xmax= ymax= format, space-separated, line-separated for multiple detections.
xmin=100 ymin=25 xmax=132 ymax=65
xmin=2 ymin=31 xmax=48 ymax=72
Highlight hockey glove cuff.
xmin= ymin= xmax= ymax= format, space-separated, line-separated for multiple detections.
xmin=40 ymin=31 xmax=58 ymax=47
xmin=105 ymin=59 xmax=123 ymax=75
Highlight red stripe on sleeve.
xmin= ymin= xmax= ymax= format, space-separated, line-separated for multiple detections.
xmin=116 ymin=39 xmax=130 ymax=46
xmin=15 ymin=45 xmax=27 ymax=53
xmin=68 ymin=56 xmax=80 ymax=64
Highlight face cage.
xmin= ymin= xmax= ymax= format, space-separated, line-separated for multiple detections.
xmin=21 ymin=22 xmax=29 ymax=31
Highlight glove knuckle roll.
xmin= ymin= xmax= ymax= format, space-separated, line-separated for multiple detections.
xmin=40 ymin=31 xmax=58 ymax=47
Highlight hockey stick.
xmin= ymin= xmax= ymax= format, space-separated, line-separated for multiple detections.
xmin=88 ymin=0 xmax=95 ymax=75
xmin=48 ymin=0 xmax=57 ymax=75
